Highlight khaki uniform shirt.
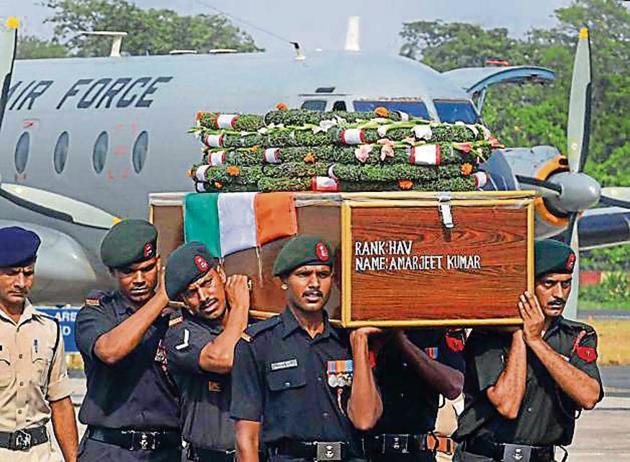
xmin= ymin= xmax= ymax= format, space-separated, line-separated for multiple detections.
xmin=0 ymin=300 xmax=72 ymax=432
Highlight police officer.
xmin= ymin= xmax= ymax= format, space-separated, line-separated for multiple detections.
xmin=0 ymin=226 xmax=78 ymax=461
xmin=455 ymin=239 xmax=603 ymax=462
xmin=163 ymin=241 xmax=250 ymax=461
xmin=75 ymin=219 xmax=180 ymax=461
xmin=363 ymin=328 xmax=466 ymax=462
xmin=231 ymin=235 xmax=383 ymax=462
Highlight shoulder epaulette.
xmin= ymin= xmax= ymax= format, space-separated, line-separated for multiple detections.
xmin=242 ymin=316 xmax=282 ymax=342
xmin=169 ymin=309 xmax=184 ymax=327
xmin=84 ymin=290 xmax=110 ymax=308
xmin=560 ymin=318 xmax=596 ymax=333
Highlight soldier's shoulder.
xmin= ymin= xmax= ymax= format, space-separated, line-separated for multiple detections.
xmin=168 ymin=309 xmax=185 ymax=328
xmin=32 ymin=308 xmax=59 ymax=328
xmin=241 ymin=316 xmax=282 ymax=343
xmin=83 ymin=289 xmax=114 ymax=308
xmin=560 ymin=317 xmax=597 ymax=334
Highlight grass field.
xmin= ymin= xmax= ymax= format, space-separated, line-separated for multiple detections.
xmin=587 ymin=319 xmax=630 ymax=365
xmin=580 ymin=300 xmax=630 ymax=311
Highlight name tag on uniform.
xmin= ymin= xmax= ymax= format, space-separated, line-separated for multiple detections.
xmin=270 ymin=359 xmax=298 ymax=371
xmin=208 ymin=381 xmax=222 ymax=392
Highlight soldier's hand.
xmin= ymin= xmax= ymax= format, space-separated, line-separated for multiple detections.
xmin=225 ymin=275 xmax=251 ymax=312
xmin=518 ymin=291 xmax=544 ymax=344
xmin=156 ymin=265 xmax=168 ymax=300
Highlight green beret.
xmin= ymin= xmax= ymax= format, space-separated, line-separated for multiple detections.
xmin=272 ymin=235 xmax=334 ymax=277
xmin=165 ymin=241 xmax=218 ymax=300
xmin=100 ymin=219 xmax=158 ymax=269
xmin=535 ymin=239 xmax=576 ymax=278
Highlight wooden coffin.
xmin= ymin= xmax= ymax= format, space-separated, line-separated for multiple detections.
xmin=150 ymin=191 xmax=534 ymax=327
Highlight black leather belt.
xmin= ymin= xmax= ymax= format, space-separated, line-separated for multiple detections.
xmin=87 ymin=426 xmax=181 ymax=451
xmin=187 ymin=444 xmax=235 ymax=461
xmin=0 ymin=426 xmax=48 ymax=451
xmin=364 ymin=433 xmax=455 ymax=456
xmin=464 ymin=439 xmax=555 ymax=462
xmin=267 ymin=440 xmax=357 ymax=461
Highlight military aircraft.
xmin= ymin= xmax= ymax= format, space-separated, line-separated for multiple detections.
xmin=0 ymin=18 xmax=628 ymax=315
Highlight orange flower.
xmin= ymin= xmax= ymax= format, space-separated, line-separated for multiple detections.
xmin=276 ymin=102 xmax=288 ymax=111
xmin=226 ymin=165 xmax=241 ymax=176
xmin=398 ymin=180 xmax=413 ymax=190
xmin=460 ymin=163 xmax=474 ymax=176
xmin=187 ymin=168 xmax=195 ymax=177
xmin=195 ymin=111 xmax=206 ymax=121
xmin=250 ymin=145 xmax=260 ymax=153
xmin=214 ymin=181 xmax=223 ymax=190
xmin=303 ymin=152 xmax=316 ymax=163
xmin=375 ymin=106 xmax=390 ymax=118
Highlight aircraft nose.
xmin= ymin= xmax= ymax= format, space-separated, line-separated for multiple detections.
xmin=547 ymin=172 xmax=601 ymax=213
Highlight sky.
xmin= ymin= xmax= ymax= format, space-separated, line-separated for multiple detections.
xmin=2 ymin=0 xmax=574 ymax=54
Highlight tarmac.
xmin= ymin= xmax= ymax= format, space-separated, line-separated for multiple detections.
xmin=64 ymin=366 xmax=630 ymax=461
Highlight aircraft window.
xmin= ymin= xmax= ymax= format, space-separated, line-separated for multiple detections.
xmin=332 ymin=101 xmax=347 ymax=111
xmin=92 ymin=131 xmax=109 ymax=174
xmin=301 ymin=100 xmax=327 ymax=111
xmin=433 ymin=100 xmax=479 ymax=124
xmin=353 ymin=100 xmax=430 ymax=119
xmin=53 ymin=132 xmax=70 ymax=174
xmin=132 ymin=131 xmax=149 ymax=174
xmin=14 ymin=132 xmax=30 ymax=174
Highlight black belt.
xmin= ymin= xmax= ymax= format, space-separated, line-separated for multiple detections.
xmin=0 ymin=426 xmax=48 ymax=451
xmin=364 ymin=433 xmax=455 ymax=456
xmin=187 ymin=444 xmax=235 ymax=461
xmin=87 ymin=426 xmax=181 ymax=451
xmin=464 ymin=439 xmax=555 ymax=462
xmin=267 ymin=440 xmax=357 ymax=461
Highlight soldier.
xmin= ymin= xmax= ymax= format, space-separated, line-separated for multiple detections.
xmin=231 ymin=235 xmax=383 ymax=462
xmin=162 ymin=241 xmax=250 ymax=462
xmin=455 ymin=239 xmax=604 ymax=462
xmin=363 ymin=328 xmax=466 ymax=462
xmin=0 ymin=226 xmax=78 ymax=461
xmin=75 ymin=219 xmax=181 ymax=461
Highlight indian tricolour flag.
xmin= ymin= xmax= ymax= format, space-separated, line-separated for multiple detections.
xmin=184 ymin=192 xmax=298 ymax=257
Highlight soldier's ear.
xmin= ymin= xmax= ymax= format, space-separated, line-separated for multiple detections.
xmin=216 ymin=265 xmax=227 ymax=284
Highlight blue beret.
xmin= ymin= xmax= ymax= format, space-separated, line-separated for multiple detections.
xmin=165 ymin=241 xmax=218 ymax=300
xmin=272 ymin=235 xmax=334 ymax=277
xmin=0 ymin=226 xmax=41 ymax=268
xmin=100 ymin=219 xmax=157 ymax=269
xmin=535 ymin=239 xmax=576 ymax=278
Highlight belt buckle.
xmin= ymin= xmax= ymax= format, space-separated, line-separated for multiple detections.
xmin=125 ymin=430 xmax=159 ymax=451
xmin=315 ymin=441 xmax=342 ymax=461
xmin=13 ymin=430 xmax=32 ymax=451
xmin=383 ymin=434 xmax=409 ymax=454
xmin=503 ymin=444 xmax=532 ymax=462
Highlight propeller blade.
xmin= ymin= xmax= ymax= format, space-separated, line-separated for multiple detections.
xmin=599 ymin=195 xmax=630 ymax=209
xmin=0 ymin=181 xmax=118 ymax=230
xmin=564 ymin=213 xmax=580 ymax=320
xmin=566 ymin=27 xmax=592 ymax=173
xmin=601 ymin=186 xmax=630 ymax=202
xmin=515 ymin=174 xmax=562 ymax=197
xmin=0 ymin=17 xmax=18 ymax=133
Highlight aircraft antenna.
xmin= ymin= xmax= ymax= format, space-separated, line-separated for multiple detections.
xmin=81 ymin=31 xmax=128 ymax=57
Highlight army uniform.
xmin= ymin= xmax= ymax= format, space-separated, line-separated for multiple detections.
xmin=231 ymin=308 xmax=366 ymax=462
xmin=0 ymin=227 xmax=73 ymax=461
xmin=75 ymin=220 xmax=181 ymax=461
xmin=164 ymin=310 xmax=235 ymax=461
xmin=364 ymin=329 xmax=466 ymax=462
xmin=456 ymin=319 xmax=602 ymax=461
xmin=455 ymin=240 xmax=604 ymax=462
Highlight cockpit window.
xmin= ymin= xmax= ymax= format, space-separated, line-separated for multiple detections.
xmin=301 ymin=100 xmax=327 ymax=111
xmin=433 ymin=100 xmax=479 ymax=124
xmin=353 ymin=100 xmax=430 ymax=119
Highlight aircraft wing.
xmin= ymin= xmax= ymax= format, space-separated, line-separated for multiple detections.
xmin=578 ymin=207 xmax=630 ymax=250
xmin=443 ymin=66 xmax=555 ymax=113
